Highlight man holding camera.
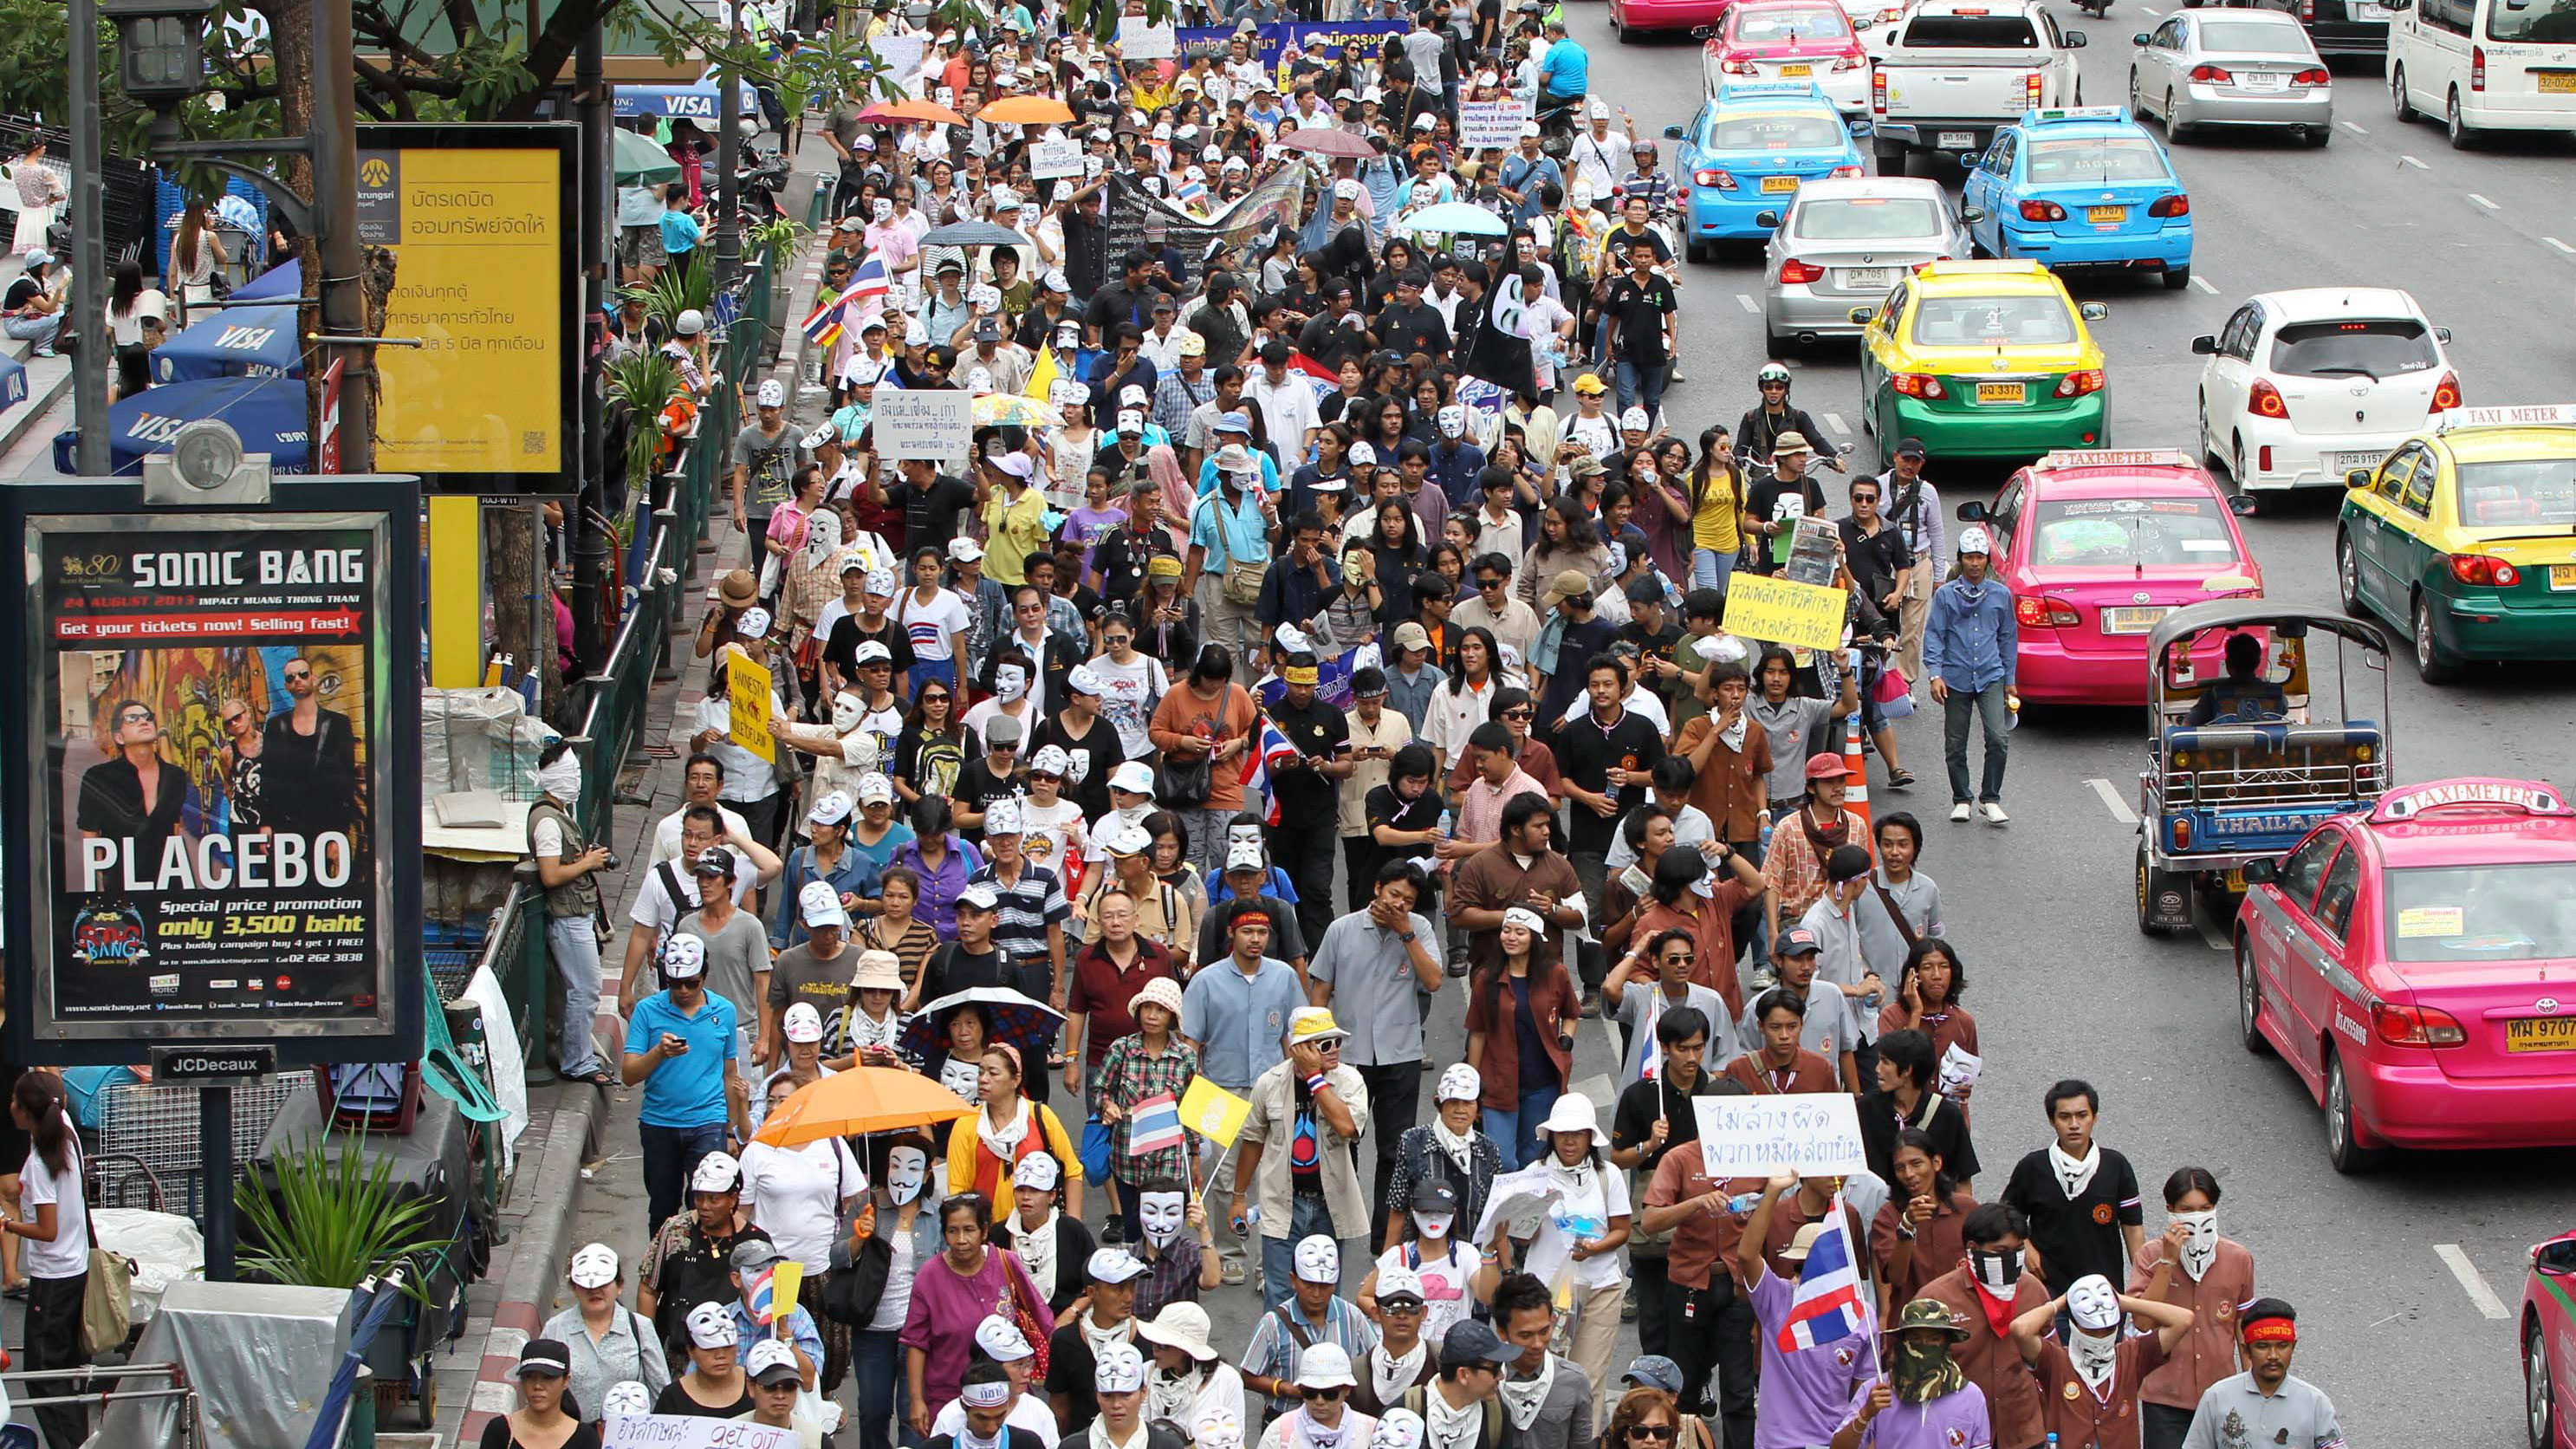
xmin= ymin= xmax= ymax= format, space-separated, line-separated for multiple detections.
xmin=529 ymin=739 xmax=617 ymax=1088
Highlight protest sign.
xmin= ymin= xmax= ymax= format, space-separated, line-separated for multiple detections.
xmin=1692 ymin=1095 xmax=1868 ymax=1179
xmin=726 ymin=652 xmax=775 ymax=763
xmin=1030 ymin=136 xmax=1084 ymax=180
xmin=603 ymin=1414 xmax=799 ymax=1449
xmin=1723 ymin=573 xmax=1849 ymax=653
xmin=1118 ymin=17 xmax=1178 ymax=57
xmin=1458 ymin=101 xmax=1526 ymax=150
xmin=872 ymin=388 xmax=974 ymax=462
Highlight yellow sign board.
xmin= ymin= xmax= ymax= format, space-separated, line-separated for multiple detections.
xmin=1725 ymin=574 xmax=1849 ymax=653
xmin=357 ymin=127 xmax=575 ymax=491
xmin=728 ymin=654 xmax=776 ymax=763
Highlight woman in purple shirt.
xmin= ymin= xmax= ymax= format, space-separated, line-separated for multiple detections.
xmin=892 ymin=797 xmax=984 ymax=943
xmin=901 ymin=1192 xmax=1054 ymax=1435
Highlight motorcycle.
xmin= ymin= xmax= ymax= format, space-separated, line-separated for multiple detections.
xmin=2072 ymin=0 xmax=2112 ymax=16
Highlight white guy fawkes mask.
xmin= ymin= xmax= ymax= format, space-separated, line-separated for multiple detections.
xmin=1229 ymin=822 xmax=1264 ymax=854
xmin=939 ymin=1056 xmax=982 ymax=1102
xmin=1412 ymin=1212 xmax=1454 ymax=1241
xmin=886 ymin=1146 xmax=929 ymax=1205
xmin=1140 ymin=1191 xmax=1187 ymax=1248
xmin=994 ymin=664 xmax=1029 ymax=701
xmin=2065 ymin=1273 xmax=2121 ymax=1335
xmin=833 ymin=692 xmax=868 ymax=733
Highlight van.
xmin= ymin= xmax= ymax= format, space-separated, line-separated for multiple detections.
xmin=2385 ymin=0 xmax=2576 ymax=144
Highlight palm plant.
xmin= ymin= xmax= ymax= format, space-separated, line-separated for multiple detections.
xmin=629 ymin=248 xmax=714 ymax=332
xmin=602 ymin=348 xmax=687 ymax=496
xmin=235 ymin=1139 xmax=456 ymax=1303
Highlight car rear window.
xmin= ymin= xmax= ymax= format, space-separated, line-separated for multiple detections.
xmin=2196 ymin=18 xmax=2313 ymax=49
xmin=1733 ymin=5 xmax=1856 ymax=39
xmin=2452 ymin=458 xmax=2576 ymax=535
xmin=2267 ymin=319 xmax=2438 ymax=380
xmin=1710 ymin=112 xmax=1852 ymax=148
xmin=1908 ymin=293 xmax=2076 ymax=346
xmin=1899 ymin=14 xmax=2042 ymax=45
xmin=1794 ymin=196 xmax=1947 ymax=239
xmin=2026 ymin=137 xmax=2172 ymax=183
xmin=2384 ymin=862 xmax=2576 ymax=964
xmin=2028 ymin=498 xmax=2240 ymax=566
xmin=2487 ymin=0 xmax=2576 ymax=42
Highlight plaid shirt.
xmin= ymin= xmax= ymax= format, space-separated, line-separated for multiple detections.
xmin=1762 ymin=806 xmax=1866 ymax=922
xmin=1153 ymin=369 xmax=1216 ymax=443
xmin=1097 ymin=1033 xmax=1201 ymax=1185
xmin=1132 ymin=1231 xmax=1206 ymax=1322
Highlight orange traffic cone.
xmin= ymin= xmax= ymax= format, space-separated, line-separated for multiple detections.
xmin=1842 ymin=709 xmax=1872 ymax=843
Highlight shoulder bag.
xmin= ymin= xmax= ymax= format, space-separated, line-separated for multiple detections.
xmin=71 ymin=1137 xmax=133 ymax=1355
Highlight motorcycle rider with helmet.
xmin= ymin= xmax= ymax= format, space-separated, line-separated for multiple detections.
xmin=1737 ymin=361 xmax=1841 ymax=468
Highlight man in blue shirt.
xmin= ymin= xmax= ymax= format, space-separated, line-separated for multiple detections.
xmin=1921 ymin=523 xmax=2018 ymax=826
xmin=1537 ymin=18 xmax=1589 ymax=116
xmin=621 ymin=934 xmax=749 ymax=1230
xmin=1179 ymin=903 xmax=1307 ymax=1286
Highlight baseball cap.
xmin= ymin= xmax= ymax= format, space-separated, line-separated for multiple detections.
xmin=808 ymin=790 xmax=854 ymax=828
xmin=1777 ymin=926 xmax=1822 ymax=957
xmin=1088 ymin=1248 xmax=1149 ymax=1284
xmin=1895 ymin=436 xmax=1929 ymax=460
xmin=800 ymin=878 xmax=850 ymax=928
xmin=745 ymin=1339 xmax=803 ymax=1386
xmin=1622 ymin=1356 xmax=1684 ymax=1396
xmin=1180 ymin=332 xmax=1208 ymax=356
xmin=1287 ymin=1006 xmax=1349 ymax=1046
xmin=1110 ymin=760 xmax=1157 ymax=796
xmin=1957 ymin=524 xmax=1994 ymax=556
xmin=1391 ymin=621 xmax=1433 ymax=654
xmin=957 ymin=881 xmax=1002 ymax=912
xmin=1572 ymin=373 xmax=1607 ymax=396
xmin=568 ymin=1243 xmax=620 ymax=1289
xmin=948 ymin=535 xmax=986 ymax=562
xmin=857 ymin=773 xmax=898 ymax=805
xmin=691 ymin=845 xmax=736 ymax=878
xmin=730 ymin=1238 xmax=788 ymax=1273
xmin=1029 ymin=744 xmax=1072 ymax=778
xmin=1541 ymin=569 xmax=1593 ymax=608
xmin=1804 ymin=750 xmax=1850 ymax=781
xmin=1620 ymin=406 xmax=1651 ymax=432
xmin=853 ymin=639 xmax=893 ymax=665
xmin=1443 ymin=1319 xmax=1508 ymax=1368
xmin=1375 ymin=1264 xmax=1426 ymax=1307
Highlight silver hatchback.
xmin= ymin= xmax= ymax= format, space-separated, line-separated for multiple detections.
xmin=2130 ymin=8 xmax=2334 ymax=143
xmin=1757 ymin=177 xmax=1976 ymax=351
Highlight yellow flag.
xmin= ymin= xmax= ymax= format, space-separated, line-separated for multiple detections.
xmin=769 ymin=1261 xmax=804 ymax=1321
xmin=1178 ymin=1076 xmax=1251 ymax=1148
xmin=1023 ymin=338 xmax=1060 ymax=403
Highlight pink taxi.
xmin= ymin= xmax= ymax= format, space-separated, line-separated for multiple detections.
xmin=2235 ymin=777 xmax=2576 ymax=1173
xmin=1702 ymin=1 xmax=1874 ymax=115
xmin=1953 ymin=449 xmax=2261 ymax=705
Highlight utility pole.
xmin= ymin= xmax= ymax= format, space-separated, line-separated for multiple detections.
xmin=715 ymin=4 xmax=743 ymax=289
xmin=308 ymin=0 xmax=373 ymax=471
xmin=68 ymin=0 xmax=110 ymax=476
xmin=573 ymin=22 xmax=611 ymax=675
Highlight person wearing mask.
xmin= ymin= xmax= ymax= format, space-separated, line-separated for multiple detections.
xmin=1242 ymin=1244 xmax=1382 ymax=1419
xmin=2002 ymin=1080 xmax=2146 ymax=1303
xmin=1307 ymin=861 xmax=1444 ymax=1243
xmin=928 ymin=1361 xmax=1052 ymax=1449
xmin=2130 ymin=1168 xmax=2258 ymax=1449
xmin=1921 ymin=525 xmax=2016 ymax=827
xmin=659 ymin=1300 xmax=754 ymax=1418
xmin=1919 ymin=1204 xmax=2049 ymax=1449
xmin=1828 ymin=1299 xmax=1995 ymax=1449
xmin=528 ymin=741 xmax=617 ymax=1087
xmin=542 ymin=1244 xmax=670 ymax=1427
xmin=843 ymin=1139 xmax=941 ymax=1449
xmin=2177 ymin=1301 xmax=2340 ymax=1449
xmin=995 ymin=1152 xmax=1097 ymax=1319
xmin=1231 ymin=1010 xmax=1374 ymax=1314
xmin=1383 ymin=1064 xmax=1504 ymax=1257
xmin=2008 ymin=1274 xmax=2195 ymax=1449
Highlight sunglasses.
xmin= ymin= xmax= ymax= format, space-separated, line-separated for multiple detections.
xmin=1502 ymin=709 xmax=1534 ymax=721
xmin=1630 ymin=1428 xmax=1674 ymax=1442
xmin=1301 ymin=1387 xmax=1347 ymax=1402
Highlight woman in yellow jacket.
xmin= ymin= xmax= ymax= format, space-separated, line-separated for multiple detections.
xmin=942 ymin=1043 xmax=1085 ymax=1222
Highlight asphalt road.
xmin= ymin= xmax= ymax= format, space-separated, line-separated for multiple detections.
xmin=1580 ymin=6 xmax=2576 ymax=1441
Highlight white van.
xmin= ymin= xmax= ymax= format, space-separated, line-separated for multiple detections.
xmin=2386 ymin=0 xmax=2576 ymax=144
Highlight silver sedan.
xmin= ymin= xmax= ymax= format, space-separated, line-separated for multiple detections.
xmin=1758 ymin=176 xmax=1976 ymax=351
xmin=2129 ymin=8 xmax=2334 ymax=143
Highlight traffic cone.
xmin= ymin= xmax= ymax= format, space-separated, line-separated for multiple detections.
xmin=1842 ymin=710 xmax=1872 ymax=841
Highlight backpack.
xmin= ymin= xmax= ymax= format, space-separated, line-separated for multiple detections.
xmin=1401 ymin=1383 xmax=1506 ymax=1448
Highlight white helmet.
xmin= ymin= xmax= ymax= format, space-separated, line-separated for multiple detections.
xmin=1756 ymin=361 xmax=1792 ymax=387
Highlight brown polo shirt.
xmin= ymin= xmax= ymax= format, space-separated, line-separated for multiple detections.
xmin=2032 ymin=1334 xmax=2169 ymax=1449
xmin=2126 ymin=1236 xmax=2258 ymax=1411
xmin=1672 ymin=713 xmax=1774 ymax=843
xmin=1645 ymin=1147 xmax=1752 ymax=1291
xmin=1720 ymin=1048 xmax=1840 ymax=1096
xmin=1921 ymin=1266 xmax=2051 ymax=1449
xmin=1447 ymin=840 xmax=1585 ymax=975
xmin=1869 ymin=1188 xmax=1978 ymax=1312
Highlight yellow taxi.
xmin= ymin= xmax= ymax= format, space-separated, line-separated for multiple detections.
xmin=1848 ymin=258 xmax=2112 ymax=470
xmin=2333 ymin=403 xmax=2576 ymax=684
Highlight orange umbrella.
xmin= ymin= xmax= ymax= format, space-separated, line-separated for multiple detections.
xmin=754 ymin=1066 xmax=974 ymax=1148
xmin=977 ymin=95 xmax=1077 ymax=126
xmin=857 ymin=98 xmax=968 ymax=126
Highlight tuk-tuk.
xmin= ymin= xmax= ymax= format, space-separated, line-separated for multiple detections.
xmin=2135 ymin=601 xmax=2395 ymax=935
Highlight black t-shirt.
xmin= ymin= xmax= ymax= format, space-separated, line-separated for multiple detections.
xmin=1616 ymin=620 xmax=1684 ymax=705
xmin=2001 ymin=1147 xmax=2145 ymax=1296
xmin=955 ymin=757 xmax=1023 ymax=842
xmin=1030 ymin=709 xmax=1124 ymax=822
xmin=917 ymin=940 xmax=1011 ymax=1001
xmin=1297 ymin=310 xmax=1373 ymax=373
xmin=1857 ymin=1088 xmax=1981 ymax=1188
xmin=1093 ymin=528 xmax=1166 ymax=615
xmin=1552 ymin=706 xmax=1667 ymax=855
xmin=1362 ymin=782 xmax=1444 ymax=893
xmin=895 ymin=472 xmax=978 ymax=556
xmin=1265 ymin=697 xmax=1351 ymax=815
xmin=651 ymin=1381 xmax=751 ymax=1419
xmin=648 ymin=1224 xmax=775 ymax=1352
xmin=1199 ymin=893 xmax=1310 ymax=965
xmin=824 ymin=613 xmax=918 ymax=678
xmin=1603 ymin=273 xmax=1679 ymax=368
xmin=1610 ymin=1071 xmax=1745 ymax=1181
xmin=1838 ymin=517 xmax=1915 ymax=607
xmin=3 ymin=277 xmax=40 ymax=312
xmin=1535 ymin=616 xmax=1620 ymax=729
xmin=1744 ymin=474 xmax=1831 ymax=569
xmin=1375 ymin=301 xmax=1450 ymax=360
xmin=1045 ymin=1319 xmax=1140 ymax=1432
xmin=1601 ymin=224 xmax=1673 ymax=267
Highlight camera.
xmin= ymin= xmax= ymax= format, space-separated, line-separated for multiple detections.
xmin=601 ymin=852 xmax=623 ymax=872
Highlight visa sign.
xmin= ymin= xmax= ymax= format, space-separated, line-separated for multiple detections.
xmin=217 ymin=324 xmax=278 ymax=352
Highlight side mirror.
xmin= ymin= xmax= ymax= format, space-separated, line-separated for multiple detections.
xmin=1755 ymin=210 xmax=1782 ymax=228
xmin=2080 ymin=301 xmax=2111 ymax=321
xmin=2132 ymin=30 xmax=2152 ymax=42
xmin=1849 ymin=118 xmax=1875 ymax=137
xmin=1960 ymin=151 xmax=1982 ymax=170
xmin=1848 ymin=306 xmax=1878 ymax=325
xmin=2242 ymin=858 xmax=2278 ymax=886
xmin=2066 ymin=29 xmax=2089 ymax=44
xmin=2538 ymin=1239 xmax=2576 ymax=1275
xmin=2229 ymin=494 xmax=2258 ymax=516
xmin=2190 ymin=334 xmax=2218 ymax=354
xmin=2345 ymin=468 xmax=2373 ymax=490
xmin=1664 ymin=124 xmax=1684 ymax=139
xmin=2435 ymin=326 xmax=2452 ymax=343
xmin=1956 ymin=500 xmax=1991 ymax=522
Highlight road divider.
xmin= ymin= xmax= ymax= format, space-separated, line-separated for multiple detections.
xmin=2469 ymin=193 xmax=2498 ymax=211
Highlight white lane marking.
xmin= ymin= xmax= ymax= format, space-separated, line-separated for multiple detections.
xmin=1824 ymin=412 xmax=1853 ymax=436
xmin=2401 ymin=154 xmax=2430 ymax=170
xmin=2198 ymin=913 xmax=2233 ymax=953
xmin=2469 ymin=192 xmax=2499 ymax=211
xmin=2340 ymin=120 xmax=2369 ymax=135
xmin=2436 ymin=1244 xmax=2513 ymax=1320
xmin=2190 ymin=275 xmax=2219 ymax=295
xmin=2549 ymin=237 xmax=2576 ymax=254
xmin=1737 ymin=293 xmax=1761 ymax=312
xmin=2086 ymin=777 xmax=2138 ymax=824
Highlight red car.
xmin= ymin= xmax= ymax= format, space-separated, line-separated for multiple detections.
xmin=1700 ymin=0 xmax=1872 ymax=113
xmin=1956 ymin=449 xmax=2262 ymax=705
xmin=2234 ymin=776 xmax=2576 ymax=1173
xmin=2528 ymin=1230 xmax=2576 ymax=1449
xmin=1612 ymin=0 xmax=1734 ymax=42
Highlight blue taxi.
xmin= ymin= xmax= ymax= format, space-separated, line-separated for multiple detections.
xmin=1960 ymin=107 xmax=2195 ymax=289
xmin=1666 ymin=81 xmax=1867 ymax=254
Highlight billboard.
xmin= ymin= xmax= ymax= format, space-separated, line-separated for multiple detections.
xmin=0 ymin=481 xmax=423 ymax=1066
xmin=356 ymin=123 xmax=580 ymax=494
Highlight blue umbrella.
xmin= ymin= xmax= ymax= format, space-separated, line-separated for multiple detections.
xmin=152 ymin=302 xmax=302 ymax=383
xmin=55 ymin=376 xmax=310 ymax=475
xmin=231 ymin=257 xmax=302 ymax=301
xmin=0 ymin=354 xmax=26 ymax=414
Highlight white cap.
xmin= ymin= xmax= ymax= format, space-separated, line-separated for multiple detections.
xmin=756 ymin=378 xmax=786 ymax=408
xmin=1620 ymin=406 xmax=1651 ymax=432
xmin=1088 ymin=1248 xmax=1150 ymax=1284
xmin=675 ymin=308 xmax=706 ymax=335
xmin=1521 ymin=120 xmax=1541 ymax=139
xmin=948 ymin=536 xmax=985 ymax=562
xmin=1066 ymin=665 xmax=1106 ymax=697
xmin=1105 ymin=821 xmax=1155 ymax=856
xmin=568 ymin=1243 xmax=620 ymax=1289
xmin=782 ymin=1001 xmax=825 ymax=1043
xmin=1028 ymin=744 xmax=1072 ymax=776
xmin=957 ymin=880 xmax=1002 ymax=911
xmin=975 ymin=1314 xmax=1035 ymax=1361
xmin=1590 ymin=99 xmax=1611 ymax=120
xmin=803 ymin=423 xmax=839 ymax=450
xmin=808 ymin=791 xmax=855 ymax=829
xmin=743 ymin=1339 xmax=801 ymax=1382
xmin=1294 ymin=1342 xmax=1359 ymax=1389
xmin=686 ymin=1301 xmax=740 ymax=1348
xmin=1374 ymin=1264 xmax=1425 ymax=1303
xmin=1334 ymin=178 xmax=1362 ymax=199
xmin=857 ymin=773 xmax=897 ymax=805
xmin=1013 ymin=1151 xmax=1063 ymax=1191
xmin=690 ymin=1149 xmax=741 ymax=1193
xmin=1110 ymin=760 xmax=1156 ymax=795
xmin=660 ymin=934 xmax=706 ymax=981
xmin=1293 ymin=1235 xmax=1341 ymax=1285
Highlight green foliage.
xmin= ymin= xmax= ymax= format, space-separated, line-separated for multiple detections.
xmin=746 ymin=214 xmax=808 ymax=265
xmin=233 ymin=1136 xmax=454 ymax=1303
xmin=626 ymin=247 xmax=712 ymax=331
xmin=602 ymin=348 xmax=686 ymax=494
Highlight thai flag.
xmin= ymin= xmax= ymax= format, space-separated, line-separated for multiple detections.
xmin=1126 ymin=1093 xmax=1184 ymax=1157
xmin=746 ymin=1264 xmax=777 ymax=1325
xmin=801 ymin=292 xmax=848 ymax=348
xmin=1774 ymin=1193 xmax=1869 ymax=1353
xmin=1238 ymin=715 xmax=1301 ymax=826
xmin=844 ymin=253 xmax=890 ymax=303
xmin=1287 ymin=348 xmax=1344 ymax=406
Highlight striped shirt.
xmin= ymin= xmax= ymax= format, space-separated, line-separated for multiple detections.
xmin=970 ymin=861 xmax=1070 ymax=979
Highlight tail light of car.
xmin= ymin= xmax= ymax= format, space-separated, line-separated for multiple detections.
xmin=2054 ymin=369 xmax=2106 ymax=398
xmin=1719 ymin=50 xmax=1762 ymax=75
xmin=1890 ymin=372 xmax=1947 ymax=399
xmin=2149 ymin=193 xmax=2190 ymax=218
xmin=1879 ymin=5 xmax=1905 ymax=20
xmin=2472 ymin=44 xmax=2486 ymax=90
xmin=2431 ymin=372 xmax=2462 ymax=411
xmin=2374 ymin=1001 xmax=2468 ymax=1049
xmin=2449 ymin=553 xmax=2520 ymax=587
xmin=2188 ymin=63 xmax=2234 ymax=82
xmin=1831 ymin=49 xmax=1865 ymax=70
xmin=2026 ymin=71 xmax=2043 ymax=107
xmin=1779 ymin=259 xmax=1826 ymax=283
xmin=1873 ymin=69 xmax=1890 ymax=114
xmin=2300 ymin=0 xmax=2313 ymax=19
xmin=2292 ymin=67 xmax=2331 ymax=85
xmin=2015 ymin=595 xmax=2081 ymax=627
xmin=1697 ymin=167 xmax=1738 ymax=189
xmin=1828 ymin=164 xmax=1865 ymax=179
xmin=2019 ymin=199 xmax=2067 ymax=222
xmin=2249 ymin=378 xmax=2288 ymax=419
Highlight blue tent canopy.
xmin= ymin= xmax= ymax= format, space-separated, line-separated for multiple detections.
xmin=0 ymin=354 xmax=26 ymax=415
xmin=231 ymin=257 xmax=302 ymax=301
xmin=152 ymin=303 xmax=302 ymax=383
xmin=613 ymin=82 xmax=756 ymax=121
xmin=54 ymin=376 xmax=311 ymax=476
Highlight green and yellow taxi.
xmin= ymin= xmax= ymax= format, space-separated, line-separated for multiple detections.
xmin=1849 ymin=258 xmax=2111 ymax=470
xmin=2334 ymin=404 xmax=2576 ymax=684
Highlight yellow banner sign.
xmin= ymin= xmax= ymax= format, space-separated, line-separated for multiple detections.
xmin=1725 ymin=574 xmax=1849 ymax=653
xmin=728 ymin=654 xmax=776 ymax=762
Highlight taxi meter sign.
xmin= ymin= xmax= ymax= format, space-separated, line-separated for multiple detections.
xmin=2370 ymin=776 xmax=2569 ymax=823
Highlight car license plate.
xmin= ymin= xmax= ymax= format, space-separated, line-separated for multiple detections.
xmin=2351 ymin=0 xmax=2391 ymax=16
xmin=1937 ymin=131 xmax=1977 ymax=148
xmin=2542 ymin=72 xmax=2576 ymax=93
xmin=2508 ymin=1017 xmax=2576 ymax=1053
xmin=1840 ymin=266 xmax=1894 ymax=289
xmin=2550 ymin=564 xmax=2576 ymax=591
xmin=2104 ymin=605 xmax=2170 ymax=634
xmin=2086 ymin=205 xmax=2127 ymax=224
xmin=1975 ymin=381 xmax=2025 ymax=405
xmin=2325 ymin=450 xmax=2384 ymax=475
xmin=1762 ymin=176 xmax=1800 ymax=193
xmin=1781 ymin=62 xmax=1814 ymax=75
xmin=2222 ymin=867 xmax=2247 ymax=893
xmin=2243 ymin=71 xmax=2287 ymax=89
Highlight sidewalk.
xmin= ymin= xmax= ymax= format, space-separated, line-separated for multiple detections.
xmin=431 ymin=136 xmax=843 ymax=1449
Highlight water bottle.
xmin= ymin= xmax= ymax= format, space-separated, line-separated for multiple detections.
xmin=1437 ymin=809 xmax=1453 ymax=839
xmin=1725 ymin=1192 xmax=1762 ymax=1214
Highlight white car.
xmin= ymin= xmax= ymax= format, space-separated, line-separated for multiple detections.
xmin=2191 ymin=286 xmax=2460 ymax=505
